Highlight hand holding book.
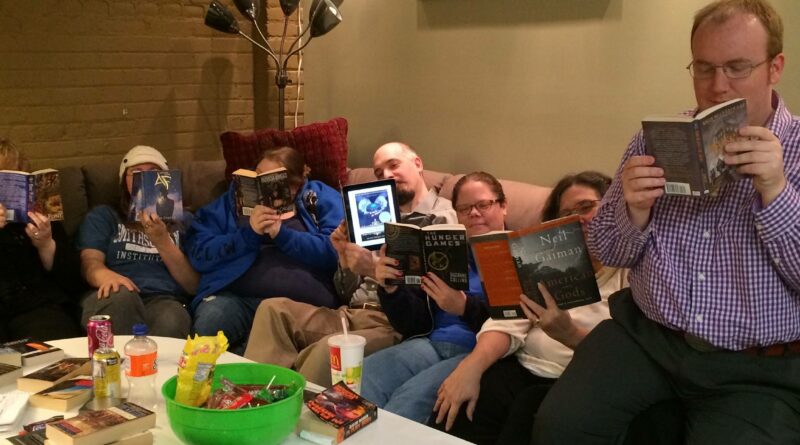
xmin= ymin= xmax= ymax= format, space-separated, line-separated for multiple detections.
xmin=725 ymin=125 xmax=786 ymax=206
xmin=140 ymin=212 xmax=170 ymax=248
xmin=248 ymin=205 xmax=283 ymax=238
xmin=621 ymin=155 xmax=665 ymax=230
xmin=374 ymin=245 xmax=401 ymax=293
xmin=421 ymin=272 xmax=466 ymax=316
xmin=520 ymin=283 xmax=588 ymax=350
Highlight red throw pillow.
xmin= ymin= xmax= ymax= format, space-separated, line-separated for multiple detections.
xmin=220 ymin=117 xmax=349 ymax=189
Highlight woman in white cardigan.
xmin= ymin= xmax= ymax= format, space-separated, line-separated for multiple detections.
xmin=431 ymin=171 xmax=627 ymax=445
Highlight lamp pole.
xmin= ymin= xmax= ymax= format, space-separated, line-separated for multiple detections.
xmin=204 ymin=0 xmax=342 ymax=131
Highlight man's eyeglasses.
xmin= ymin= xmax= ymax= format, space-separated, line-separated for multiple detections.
xmin=686 ymin=58 xmax=771 ymax=80
xmin=558 ymin=199 xmax=599 ymax=218
xmin=455 ymin=199 xmax=499 ymax=216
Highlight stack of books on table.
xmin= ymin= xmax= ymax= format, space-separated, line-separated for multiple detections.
xmin=4 ymin=402 xmax=156 ymax=445
xmin=0 ymin=338 xmax=156 ymax=445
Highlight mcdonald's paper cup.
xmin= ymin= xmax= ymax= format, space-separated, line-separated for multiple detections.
xmin=327 ymin=334 xmax=366 ymax=393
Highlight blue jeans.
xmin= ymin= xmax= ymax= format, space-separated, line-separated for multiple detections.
xmin=192 ymin=292 xmax=264 ymax=354
xmin=361 ymin=338 xmax=470 ymax=423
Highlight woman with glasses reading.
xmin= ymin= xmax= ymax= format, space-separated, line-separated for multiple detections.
xmin=430 ymin=171 xmax=628 ymax=445
xmin=360 ymin=172 xmax=507 ymax=423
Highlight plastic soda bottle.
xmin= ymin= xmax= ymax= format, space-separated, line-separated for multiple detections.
xmin=124 ymin=323 xmax=158 ymax=411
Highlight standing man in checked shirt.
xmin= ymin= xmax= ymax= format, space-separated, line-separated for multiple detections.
xmin=533 ymin=1 xmax=800 ymax=444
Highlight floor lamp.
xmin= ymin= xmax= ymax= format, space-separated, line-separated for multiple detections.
xmin=204 ymin=0 xmax=343 ymax=130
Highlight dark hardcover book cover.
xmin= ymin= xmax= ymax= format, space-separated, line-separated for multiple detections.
xmin=0 ymin=169 xmax=62 ymax=223
xmin=129 ymin=170 xmax=183 ymax=222
xmin=508 ymin=216 xmax=600 ymax=311
xmin=642 ymin=98 xmax=746 ymax=197
xmin=232 ymin=167 xmax=295 ymax=219
xmin=384 ymin=222 xmax=426 ymax=286
xmin=422 ymin=226 xmax=470 ymax=291
xmin=384 ymin=222 xmax=469 ymax=290
xmin=305 ymin=382 xmax=378 ymax=442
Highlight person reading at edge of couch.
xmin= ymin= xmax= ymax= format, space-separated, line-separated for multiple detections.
xmin=533 ymin=1 xmax=800 ymax=444
xmin=243 ymin=142 xmax=457 ymax=385
xmin=186 ymin=146 xmax=344 ymax=352
xmin=359 ymin=172 xmax=503 ymax=424
xmin=0 ymin=139 xmax=83 ymax=341
xmin=427 ymin=171 xmax=629 ymax=444
xmin=77 ymin=145 xmax=196 ymax=337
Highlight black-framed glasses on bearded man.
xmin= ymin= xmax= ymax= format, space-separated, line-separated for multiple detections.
xmin=558 ymin=199 xmax=600 ymax=218
xmin=686 ymin=58 xmax=771 ymax=80
xmin=455 ymin=199 xmax=500 ymax=216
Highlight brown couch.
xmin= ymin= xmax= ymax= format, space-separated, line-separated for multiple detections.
xmin=59 ymin=160 xmax=552 ymax=237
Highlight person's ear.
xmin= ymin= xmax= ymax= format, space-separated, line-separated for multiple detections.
xmin=768 ymin=53 xmax=785 ymax=85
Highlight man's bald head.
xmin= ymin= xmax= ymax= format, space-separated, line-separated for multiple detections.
xmin=372 ymin=142 xmax=426 ymax=208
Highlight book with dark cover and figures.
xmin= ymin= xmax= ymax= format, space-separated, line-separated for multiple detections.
xmin=129 ymin=170 xmax=183 ymax=222
xmin=642 ymin=97 xmax=746 ymax=196
xmin=383 ymin=222 xmax=470 ymax=291
xmin=0 ymin=363 xmax=23 ymax=388
xmin=232 ymin=167 xmax=296 ymax=219
xmin=45 ymin=402 xmax=155 ymax=445
xmin=17 ymin=358 xmax=91 ymax=394
xmin=0 ymin=339 xmax=64 ymax=368
xmin=301 ymin=382 xmax=378 ymax=444
xmin=29 ymin=377 xmax=93 ymax=411
xmin=470 ymin=215 xmax=600 ymax=320
xmin=0 ymin=169 xmax=63 ymax=223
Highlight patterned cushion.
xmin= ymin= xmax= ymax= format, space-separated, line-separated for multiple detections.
xmin=220 ymin=117 xmax=349 ymax=189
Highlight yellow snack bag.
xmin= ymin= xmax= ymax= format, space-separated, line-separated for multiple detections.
xmin=175 ymin=331 xmax=229 ymax=406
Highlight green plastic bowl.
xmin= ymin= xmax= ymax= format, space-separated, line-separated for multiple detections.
xmin=162 ymin=363 xmax=306 ymax=445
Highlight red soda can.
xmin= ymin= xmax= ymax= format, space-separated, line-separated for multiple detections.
xmin=87 ymin=315 xmax=114 ymax=358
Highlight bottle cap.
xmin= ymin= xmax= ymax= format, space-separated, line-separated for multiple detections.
xmin=132 ymin=323 xmax=149 ymax=336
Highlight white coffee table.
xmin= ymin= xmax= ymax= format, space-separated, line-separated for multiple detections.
xmin=2 ymin=336 xmax=471 ymax=444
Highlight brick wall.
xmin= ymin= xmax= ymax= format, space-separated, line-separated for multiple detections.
xmin=0 ymin=0 xmax=304 ymax=170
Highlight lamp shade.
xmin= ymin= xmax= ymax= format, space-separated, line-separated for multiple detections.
xmin=233 ymin=0 xmax=258 ymax=21
xmin=309 ymin=0 xmax=342 ymax=38
xmin=205 ymin=0 xmax=240 ymax=34
xmin=279 ymin=0 xmax=300 ymax=17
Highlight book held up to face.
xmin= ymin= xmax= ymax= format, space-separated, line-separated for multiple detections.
xmin=0 ymin=169 xmax=63 ymax=223
xmin=642 ymin=98 xmax=746 ymax=197
xmin=128 ymin=170 xmax=183 ymax=222
xmin=470 ymin=215 xmax=601 ymax=320
xmin=232 ymin=167 xmax=296 ymax=219
xmin=383 ymin=222 xmax=470 ymax=291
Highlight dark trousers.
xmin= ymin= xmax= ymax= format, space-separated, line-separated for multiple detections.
xmin=532 ymin=289 xmax=800 ymax=445
xmin=1 ymin=303 xmax=82 ymax=342
xmin=430 ymin=355 xmax=555 ymax=445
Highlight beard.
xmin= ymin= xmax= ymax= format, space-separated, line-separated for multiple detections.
xmin=397 ymin=188 xmax=415 ymax=206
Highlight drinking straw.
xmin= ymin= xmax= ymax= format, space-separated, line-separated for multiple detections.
xmin=341 ymin=314 xmax=349 ymax=339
